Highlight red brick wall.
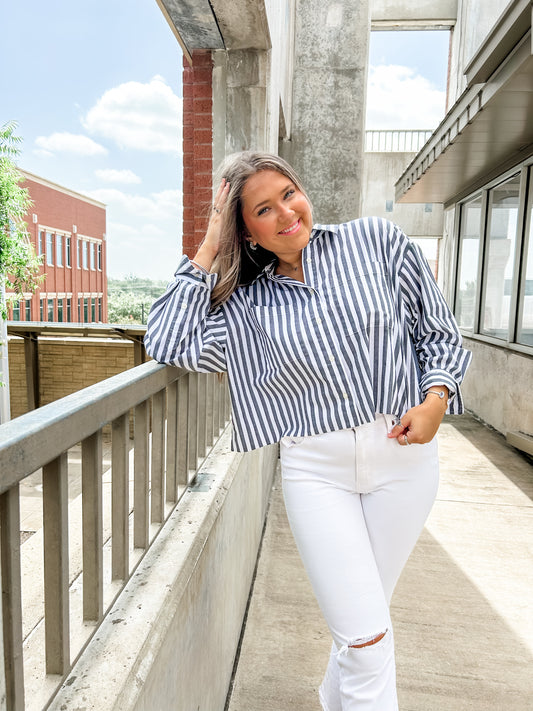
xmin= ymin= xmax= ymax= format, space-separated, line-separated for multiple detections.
xmin=182 ymin=50 xmax=214 ymax=257
xmin=7 ymin=176 xmax=108 ymax=322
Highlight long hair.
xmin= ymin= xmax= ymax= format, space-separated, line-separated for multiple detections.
xmin=209 ymin=151 xmax=311 ymax=308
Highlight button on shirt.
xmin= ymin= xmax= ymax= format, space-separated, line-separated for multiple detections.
xmin=145 ymin=217 xmax=472 ymax=452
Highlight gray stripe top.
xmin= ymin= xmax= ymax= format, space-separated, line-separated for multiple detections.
xmin=145 ymin=217 xmax=472 ymax=451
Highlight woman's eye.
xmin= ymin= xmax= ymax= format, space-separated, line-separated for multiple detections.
xmin=284 ymin=189 xmax=295 ymax=199
xmin=258 ymin=206 xmax=269 ymax=215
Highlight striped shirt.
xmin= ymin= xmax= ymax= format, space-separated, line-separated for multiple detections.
xmin=145 ymin=217 xmax=472 ymax=452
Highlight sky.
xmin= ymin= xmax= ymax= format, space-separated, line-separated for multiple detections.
xmin=2 ymin=3 xmax=449 ymax=279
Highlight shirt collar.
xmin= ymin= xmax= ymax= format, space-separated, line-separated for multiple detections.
xmin=249 ymin=224 xmax=339 ymax=283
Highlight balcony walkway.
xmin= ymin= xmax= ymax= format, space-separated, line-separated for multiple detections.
xmin=227 ymin=414 xmax=533 ymax=711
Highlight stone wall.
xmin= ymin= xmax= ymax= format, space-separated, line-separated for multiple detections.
xmin=8 ymin=337 xmax=135 ymax=419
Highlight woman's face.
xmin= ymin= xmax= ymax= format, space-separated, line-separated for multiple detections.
xmin=240 ymin=169 xmax=312 ymax=262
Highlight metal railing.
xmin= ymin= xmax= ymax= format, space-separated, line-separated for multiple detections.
xmin=0 ymin=362 xmax=230 ymax=710
xmin=365 ymin=129 xmax=433 ymax=153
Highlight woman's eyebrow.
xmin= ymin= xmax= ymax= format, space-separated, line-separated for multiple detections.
xmin=252 ymin=184 xmax=294 ymax=212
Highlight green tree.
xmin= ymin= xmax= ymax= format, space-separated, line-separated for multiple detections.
xmin=0 ymin=121 xmax=42 ymax=317
xmin=0 ymin=121 xmax=43 ymax=421
xmin=107 ymin=276 xmax=167 ymax=324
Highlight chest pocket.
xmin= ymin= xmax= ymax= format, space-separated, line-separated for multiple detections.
xmin=249 ymin=300 xmax=312 ymax=365
xmin=325 ymin=260 xmax=395 ymax=336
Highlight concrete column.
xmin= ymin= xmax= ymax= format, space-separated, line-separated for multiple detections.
xmin=281 ymin=0 xmax=370 ymax=223
xmin=225 ymin=49 xmax=269 ymax=155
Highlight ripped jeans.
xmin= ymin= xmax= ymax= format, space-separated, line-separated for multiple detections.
xmin=280 ymin=415 xmax=439 ymax=710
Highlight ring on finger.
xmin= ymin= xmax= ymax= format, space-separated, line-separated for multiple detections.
xmin=403 ymin=433 xmax=411 ymax=445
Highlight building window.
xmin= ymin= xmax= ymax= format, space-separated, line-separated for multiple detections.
xmin=97 ymin=243 xmax=102 ymax=270
xmin=40 ymin=298 xmax=45 ymax=321
xmin=38 ymin=231 xmax=45 ymax=256
xmin=82 ymin=240 xmax=88 ymax=270
xmin=77 ymin=239 xmax=81 ymax=269
xmin=46 ymin=232 xmax=54 ymax=266
xmin=66 ymin=298 xmax=72 ymax=322
xmin=78 ymin=298 xmax=82 ymax=322
xmin=57 ymin=299 xmax=64 ymax=323
xmin=480 ymin=173 xmax=520 ymax=340
xmin=90 ymin=242 xmax=95 ymax=270
xmin=25 ymin=300 xmax=31 ymax=321
xmin=56 ymin=234 xmax=63 ymax=267
xmin=455 ymin=194 xmax=483 ymax=330
xmin=454 ymin=161 xmax=533 ymax=354
xmin=91 ymin=298 xmax=96 ymax=321
xmin=48 ymin=298 xmax=54 ymax=322
xmin=84 ymin=297 xmax=89 ymax=322
xmin=66 ymin=236 xmax=71 ymax=267
xmin=517 ymin=176 xmax=533 ymax=346
xmin=98 ymin=297 xmax=102 ymax=322
xmin=385 ymin=200 xmax=393 ymax=213
xmin=13 ymin=302 xmax=21 ymax=321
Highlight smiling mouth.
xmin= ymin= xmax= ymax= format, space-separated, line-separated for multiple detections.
xmin=278 ymin=219 xmax=300 ymax=235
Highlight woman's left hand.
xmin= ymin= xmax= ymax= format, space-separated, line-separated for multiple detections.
xmin=387 ymin=390 xmax=449 ymax=446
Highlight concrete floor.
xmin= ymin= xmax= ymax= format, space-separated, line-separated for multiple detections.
xmin=226 ymin=414 xmax=533 ymax=711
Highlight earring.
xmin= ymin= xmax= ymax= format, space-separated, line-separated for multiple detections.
xmin=249 ymin=242 xmax=258 ymax=251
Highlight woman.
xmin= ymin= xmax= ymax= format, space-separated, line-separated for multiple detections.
xmin=145 ymin=151 xmax=471 ymax=710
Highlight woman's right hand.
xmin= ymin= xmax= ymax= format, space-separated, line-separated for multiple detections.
xmin=192 ymin=179 xmax=230 ymax=272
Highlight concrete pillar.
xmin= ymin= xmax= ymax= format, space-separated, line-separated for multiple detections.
xmin=281 ymin=0 xmax=370 ymax=223
xmin=225 ymin=49 xmax=269 ymax=155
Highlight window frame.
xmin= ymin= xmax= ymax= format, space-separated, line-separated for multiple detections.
xmin=453 ymin=157 xmax=533 ymax=356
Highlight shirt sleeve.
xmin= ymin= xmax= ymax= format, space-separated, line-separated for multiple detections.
xmin=144 ymin=255 xmax=227 ymax=373
xmin=397 ymin=233 xmax=472 ymax=413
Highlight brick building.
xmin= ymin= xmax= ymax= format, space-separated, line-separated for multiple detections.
xmin=7 ymin=170 xmax=108 ymax=323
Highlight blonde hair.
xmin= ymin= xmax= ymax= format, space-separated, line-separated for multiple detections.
xmin=210 ymin=151 xmax=310 ymax=308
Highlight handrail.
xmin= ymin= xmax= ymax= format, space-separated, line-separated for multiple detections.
xmin=365 ymin=129 xmax=433 ymax=152
xmin=0 ymin=362 xmax=231 ymax=710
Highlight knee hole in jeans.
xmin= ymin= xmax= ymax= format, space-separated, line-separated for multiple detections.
xmin=348 ymin=629 xmax=388 ymax=649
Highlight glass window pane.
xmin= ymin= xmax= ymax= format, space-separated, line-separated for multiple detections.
xmin=455 ymin=196 xmax=483 ymax=330
xmin=25 ymin=301 xmax=31 ymax=320
xmin=48 ymin=298 xmax=54 ymax=321
xmin=481 ymin=174 xmax=521 ymax=339
xmin=83 ymin=241 xmax=88 ymax=269
xmin=57 ymin=299 xmax=63 ymax=323
xmin=77 ymin=239 xmax=81 ymax=269
xmin=56 ymin=234 xmax=63 ymax=266
xmin=67 ymin=298 xmax=72 ymax=322
xmin=46 ymin=232 xmax=54 ymax=266
xmin=517 ymin=190 xmax=533 ymax=346
xmin=90 ymin=243 xmax=95 ymax=270
xmin=66 ymin=236 xmax=71 ymax=267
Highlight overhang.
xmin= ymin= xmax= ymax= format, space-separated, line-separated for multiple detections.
xmin=396 ymin=0 xmax=533 ymax=204
xmin=155 ymin=0 xmax=270 ymax=61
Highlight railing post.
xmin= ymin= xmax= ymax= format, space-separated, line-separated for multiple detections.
xmin=187 ymin=373 xmax=199 ymax=473
xmin=112 ymin=414 xmax=129 ymax=580
xmin=206 ymin=374 xmax=215 ymax=447
xmin=0 ymin=486 xmax=25 ymax=710
xmin=165 ymin=381 xmax=178 ymax=504
xmin=82 ymin=432 xmax=103 ymax=622
xmin=43 ymin=453 xmax=70 ymax=674
xmin=150 ymin=390 xmax=166 ymax=523
xmin=197 ymin=375 xmax=207 ymax=460
xmin=134 ymin=400 xmax=150 ymax=549
xmin=177 ymin=376 xmax=189 ymax=487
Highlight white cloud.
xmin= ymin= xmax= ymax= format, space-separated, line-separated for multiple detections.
xmin=83 ymin=75 xmax=182 ymax=154
xmin=366 ymin=65 xmax=446 ymax=130
xmin=95 ymin=168 xmax=141 ymax=184
xmin=34 ymin=132 xmax=108 ymax=157
xmin=87 ymin=187 xmax=181 ymax=222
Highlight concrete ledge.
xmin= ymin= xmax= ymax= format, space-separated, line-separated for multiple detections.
xmin=49 ymin=429 xmax=278 ymax=711
xmin=506 ymin=430 xmax=533 ymax=457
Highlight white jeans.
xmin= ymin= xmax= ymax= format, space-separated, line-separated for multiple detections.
xmin=280 ymin=415 xmax=439 ymax=711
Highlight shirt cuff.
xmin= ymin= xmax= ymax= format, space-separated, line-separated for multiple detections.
xmin=174 ymin=255 xmax=218 ymax=288
xmin=420 ymin=371 xmax=464 ymax=414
